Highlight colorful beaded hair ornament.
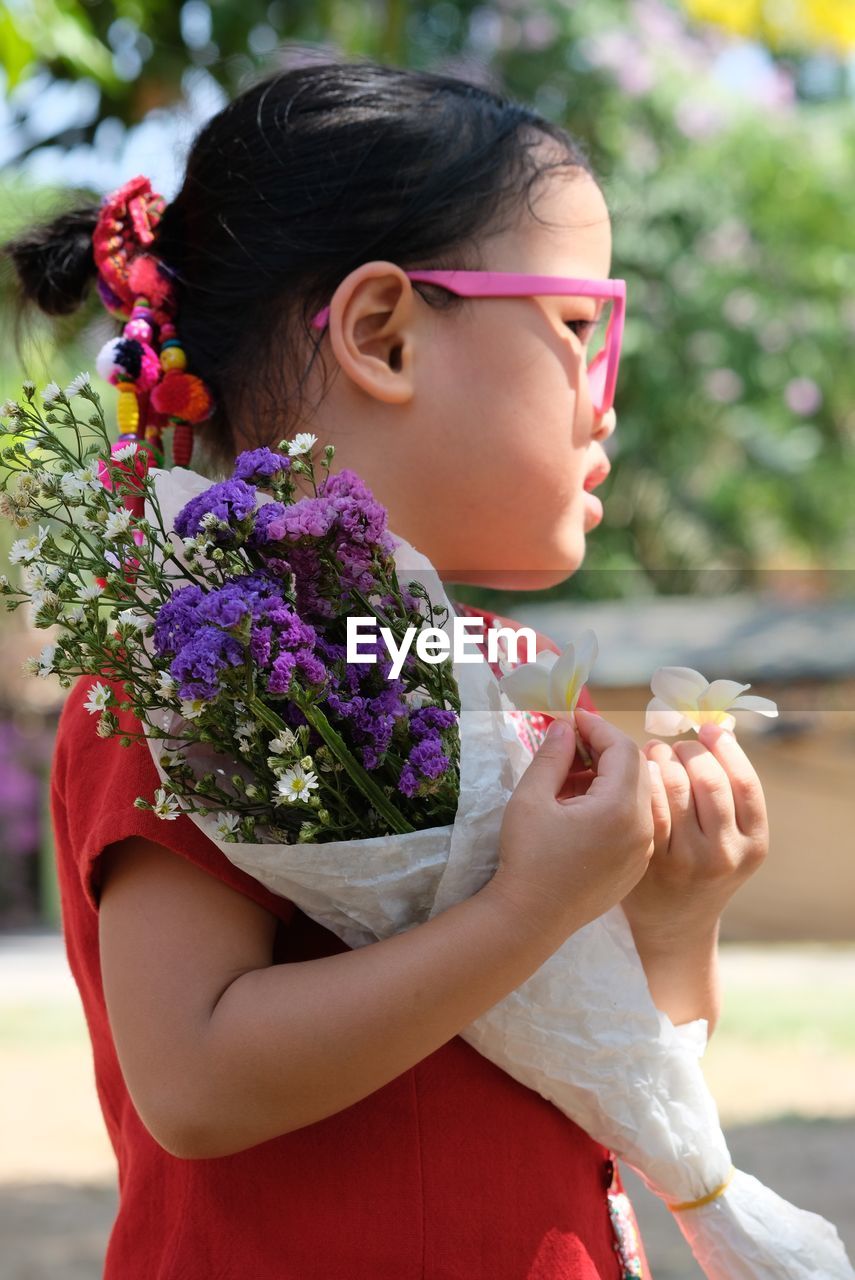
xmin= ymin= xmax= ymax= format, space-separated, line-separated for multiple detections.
xmin=92 ymin=174 xmax=215 ymax=474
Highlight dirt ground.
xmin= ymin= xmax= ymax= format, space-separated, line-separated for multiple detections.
xmin=2 ymin=931 xmax=855 ymax=1278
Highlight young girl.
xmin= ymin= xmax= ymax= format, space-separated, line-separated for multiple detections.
xmin=6 ymin=57 xmax=767 ymax=1280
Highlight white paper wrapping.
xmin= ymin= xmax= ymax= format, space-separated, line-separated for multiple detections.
xmin=140 ymin=468 xmax=854 ymax=1279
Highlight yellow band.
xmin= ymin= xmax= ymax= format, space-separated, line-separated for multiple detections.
xmin=666 ymin=1166 xmax=736 ymax=1212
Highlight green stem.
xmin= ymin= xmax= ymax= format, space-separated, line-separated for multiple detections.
xmin=247 ymin=693 xmax=414 ymax=834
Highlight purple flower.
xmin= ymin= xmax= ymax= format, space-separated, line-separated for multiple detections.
xmin=410 ymin=706 xmax=457 ymax=737
xmin=196 ymin=584 xmax=253 ymax=630
xmin=233 ymin=448 xmax=291 ymax=485
xmin=249 ymin=496 xmax=338 ymax=546
xmin=174 ymin=478 xmax=258 ymax=542
xmin=396 ymin=704 xmax=457 ymax=797
xmin=170 ymin=628 xmax=244 ymax=700
xmin=267 ymin=650 xmax=297 ymax=695
xmin=153 ymin=584 xmax=204 ymax=656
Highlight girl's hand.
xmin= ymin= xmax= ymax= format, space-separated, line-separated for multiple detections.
xmin=621 ymin=722 xmax=769 ymax=942
xmin=491 ymin=708 xmax=655 ymax=943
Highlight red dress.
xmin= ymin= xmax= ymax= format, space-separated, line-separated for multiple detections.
xmin=49 ymin=601 xmax=653 ymax=1279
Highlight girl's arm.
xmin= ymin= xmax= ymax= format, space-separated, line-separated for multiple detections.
xmin=99 ymin=710 xmax=653 ymax=1160
xmin=98 ymin=834 xmax=580 ymax=1161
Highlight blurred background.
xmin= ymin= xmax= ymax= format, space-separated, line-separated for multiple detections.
xmin=1 ymin=1 xmax=854 ymax=1276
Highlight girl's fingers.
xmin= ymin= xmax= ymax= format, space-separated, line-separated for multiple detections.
xmin=645 ymin=741 xmax=695 ymax=835
xmin=670 ymin=736 xmax=736 ymax=837
xmin=696 ymin=724 xmax=769 ymax=841
xmin=646 ymin=759 xmax=671 ymax=855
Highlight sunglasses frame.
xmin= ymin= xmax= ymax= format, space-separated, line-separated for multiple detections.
xmin=311 ymin=269 xmax=626 ymax=417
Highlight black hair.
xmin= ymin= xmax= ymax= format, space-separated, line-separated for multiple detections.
xmin=2 ymin=55 xmax=598 ymax=473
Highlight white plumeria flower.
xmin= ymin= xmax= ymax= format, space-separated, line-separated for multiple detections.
xmin=42 ymin=380 xmax=62 ymax=405
xmin=498 ymin=629 xmax=598 ymax=723
xmin=286 ymin=432 xmax=317 ymax=457
xmin=152 ymin=788 xmax=181 ymax=820
xmin=180 ymin=698 xmax=206 ymax=720
xmin=645 ymin=667 xmax=779 ymax=736
xmin=104 ymin=507 xmax=133 ymax=539
xmin=274 ymin=765 xmax=320 ymax=804
xmin=80 ymin=583 xmax=104 ymax=601
xmin=83 ymin=682 xmax=112 ymax=715
xmin=36 ymin=644 xmax=57 ymax=678
xmin=9 ymin=525 xmax=49 ymax=564
xmin=213 ymin=812 xmax=241 ymax=841
xmin=268 ymin=729 xmax=297 ymax=753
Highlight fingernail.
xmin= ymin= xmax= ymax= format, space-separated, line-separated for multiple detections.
xmin=546 ymin=719 xmax=569 ymax=740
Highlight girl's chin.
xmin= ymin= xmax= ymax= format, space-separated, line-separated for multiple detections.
xmin=583 ymin=490 xmax=604 ymax=529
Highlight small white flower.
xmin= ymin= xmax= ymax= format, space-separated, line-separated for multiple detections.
xmin=117 ymin=608 xmax=145 ymax=630
xmin=112 ymin=441 xmax=138 ymax=463
xmin=274 ymin=765 xmax=320 ymax=805
xmin=156 ymin=670 xmax=176 ymax=697
xmin=104 ymin=508 xmax=133 ymax=539
xmin=64 ymin=371 xmax=91 ymax=398
xmin=22 ymin=380 xmax=35 ymax=396
xmin=83 ymin=681 xmax=112 ymax=714
xmin=1 ymin=398 xmax=21 ymax=419
xmin=80 ymin=583 xmax=104 ymax=601
xmin=645 ymin=667 xmax=779 ymax=736
xmin=152 ymin=787 xmax=181 ymax=820
xmin=24 ymin=565 xmax=48 ymax=595
xmin=9 ymin=526 xmax=49 ymax=564
xmin=42 ymin=380 xmax=62 ymax=405
xmin=245 ymin=784 xmax=259 ymax=799
xmin=180 ymin=698 xmax=206 ymax=720
xmin=200 ymin=511 xmax=221 ymax=530
xmin=36 ymin=643 xmax=57 ymax=678
xmin=286 ymin=432 xmax=317 ymax=457
xmin=234 ymin=718 xmax=256 ymax=742
xmin=60 ymin=471 xmax=87 ymax=500
xmin=45 ymin=564 xmax=65 ymax=586
xmin=67 ymin=605 xmax=85 ymax=623
xmin=213 ymin=812 xmax=241 ymax=841
xmin=498 ymin=629 xmax=598 ymax=724
xmin=268 ymin=729 xmax=297 ymax=753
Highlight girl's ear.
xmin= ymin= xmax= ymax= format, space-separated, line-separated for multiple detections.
xmin=326 ymin=260 xmax=416 ymax=405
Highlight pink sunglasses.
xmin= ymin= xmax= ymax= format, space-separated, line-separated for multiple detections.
xmin=311 ymin=269 xmax=626 ymax=417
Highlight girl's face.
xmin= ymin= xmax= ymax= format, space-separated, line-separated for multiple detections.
xmin=416 ymin=157 xmax=617 ymax=589
xmin=255 ymin=147 xmax=617 ymax=591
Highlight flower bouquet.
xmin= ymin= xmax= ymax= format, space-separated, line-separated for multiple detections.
xmin=2 ymin=376 xmax=852 ymax=1280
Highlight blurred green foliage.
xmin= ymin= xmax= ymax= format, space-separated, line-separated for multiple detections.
xmin=2 ymin=0 xmax=853 ymax=612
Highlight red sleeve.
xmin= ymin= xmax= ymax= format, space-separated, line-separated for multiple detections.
xmin=50 ymin=674 xmax=296 ymax=923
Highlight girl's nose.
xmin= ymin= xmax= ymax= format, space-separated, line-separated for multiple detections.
xmin=592 ymin=407 xmax=616 ymax=441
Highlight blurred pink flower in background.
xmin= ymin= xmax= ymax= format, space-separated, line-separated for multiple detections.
xmin=784 ymin=376 xmax=823 ymax=415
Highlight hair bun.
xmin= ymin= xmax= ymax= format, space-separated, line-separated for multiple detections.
xmin=3 ymin=202 xmax=101 ymax=316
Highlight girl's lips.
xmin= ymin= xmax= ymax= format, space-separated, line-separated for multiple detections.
xmin=584 ymin=490 xmax=603 ymax=524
